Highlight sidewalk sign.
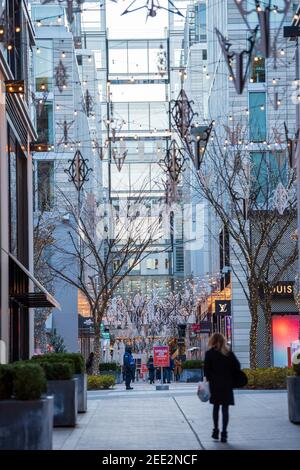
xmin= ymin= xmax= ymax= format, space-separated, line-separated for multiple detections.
xmin=153 ymin=346 xmax=170 ymax=387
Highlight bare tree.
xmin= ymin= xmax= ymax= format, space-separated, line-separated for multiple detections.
xmin=182 ymin=120 xmax=297 ymax=368
xmin=48 ymin=187 xmax=170 ymax=374
xmin=33 ymin=210 xmax=56 ymax=353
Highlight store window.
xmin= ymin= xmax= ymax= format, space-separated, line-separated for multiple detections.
xmin=37 ymin=161 xmax=54 ymax=211
xmin=35 ymin=40 xmax=53 ymax=91
xmin=251 ymin=55 xmax=265 ymax=83
xmin=146 ymin=259 xmax=159 ymax=270
xmin=249 ymin=92 xmax=266 ymax=142
xmin=36 ymin=102 xmax=54 ymax=143
xmin=251 ymin=151 xmax=287 ymax=205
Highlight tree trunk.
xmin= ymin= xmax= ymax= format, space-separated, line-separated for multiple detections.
xmin=262 ymin=286 xmax=273 ymax=368
xmin=92 ymin=331 xmax=101 ymax=375
xmin=92 ymin=301 xmax=108 ymax=375
xmin=34 ymin=309 xmax=51 ymax=353
xmin=249 ymin=284 xmax=259 ymax=369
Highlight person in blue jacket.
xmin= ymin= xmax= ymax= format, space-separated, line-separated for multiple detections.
xmin=123 ymin=345 xmax=134 ymax=390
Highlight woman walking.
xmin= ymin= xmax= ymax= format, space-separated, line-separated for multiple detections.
xmin=204 ymin=333 xmax=241 ymax=443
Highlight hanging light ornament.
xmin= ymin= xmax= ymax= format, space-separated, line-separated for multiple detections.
xmin=55 ymin=60 xmax=69 ymax=92
xmin=233 ymin=0 xmax=291 ymax=60
xmin=112 ymin=148 xmax=128 ymax=172
xmin=191 ymin=122 xmax=214 ymax=169
xmin=271 ymin=182 xmax=294 ymax=215
xmin=215 ymin=27 xmax=258 ymax=94
xmin=82 ymin=89 xmax=94 ymax=117
xmin=159 ymin=140 xmax=185 ymax=204
xmin=56 ymin=119 xmax=75 ymax=148
xmin=121 ymin=0 xmax=184 ymax=20
xmin=65 ymin=149 xmax=92 ymax=191
xmin=170 ymin=89 xmax=197 ymax=148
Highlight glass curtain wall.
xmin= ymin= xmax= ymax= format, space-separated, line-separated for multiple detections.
xmin=106 ymin=2 xmax=172 ymax=292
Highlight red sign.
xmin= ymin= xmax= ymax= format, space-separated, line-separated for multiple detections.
xmin=192 ymin=323 xmax=201 ymax=333
xmin=153 ymin=346 xmax=170 ymax=367
xmin=141 ymin=364 xmax=148 ymax=374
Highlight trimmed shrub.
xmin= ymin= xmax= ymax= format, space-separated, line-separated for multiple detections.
xmin=12 ymin=363 xmax=47 ymax=400
xmin=243 ymin=367 xmax=294 ymax=389
xmin=99 ymin=362 xmax=121 ymax=372
xmin=0 ymin=365 xmax=14 ymax=399
xmin=40 ymin=362 xmax=73 ymax=381
xmin=87 ymin=375 xmax=115 ymax=390
xmin=182 ymin=360 xmax=204 ymax=369
xmin=31 ymin=353 xmax=78 ymax=374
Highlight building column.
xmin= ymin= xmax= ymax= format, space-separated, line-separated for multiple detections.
xmin=0 ymin=70 xmax=10 ymax=363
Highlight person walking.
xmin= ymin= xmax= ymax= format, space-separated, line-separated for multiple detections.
xmin=123 ymin=346 xmax=134 ymax=390
xmin=204 ymin=332 xmax=241 ymax=443
xmin=174 ymin=358 xmax=182 ymax=382
xmin=85 ymin=352 xmax=94 ymax=375
xmin=147 ymin=355 xmax=155 ymax=384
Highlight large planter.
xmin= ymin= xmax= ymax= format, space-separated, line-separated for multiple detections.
xmin=74 ymin=373 xmax=87 ymax=413
xmin=287 ymin=376 xmax=300 ymax=424
xmin=0 ymin=396 xmax=53 ymax=450
xmin=100 ymin=370 xmax=122 ymax=384
xmin=47 ymin=378 xmax=78 ymax=427
xmin=180 ymin=368 xmax=203 ymax=383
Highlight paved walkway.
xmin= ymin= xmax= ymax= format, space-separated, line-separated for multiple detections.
xmin=53 ymin=382 xmax=300 ymax=450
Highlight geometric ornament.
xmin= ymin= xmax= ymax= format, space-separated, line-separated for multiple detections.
xmin=65 ymin=149 xmax=92 ymax=191
xmin=271 ymin=182 xmax=290 ymax=215
xmin=55 ymin=60 xmax=69 ymax=93
xmin=215 ymin=27 xmax=258 ymax=94
xmin=233 ymin=0 xmax=291 ymax=59
xmin=170 ymin=89 xmax=197 ymax=140
xmin=112 ymin=148 xmax=128 ymax=172
xmin=121 ymin=0 xmax=184 ymax=20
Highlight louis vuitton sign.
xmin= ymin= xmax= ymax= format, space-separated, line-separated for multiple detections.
xmin=215 ymin=300 xmax=231 ymax=316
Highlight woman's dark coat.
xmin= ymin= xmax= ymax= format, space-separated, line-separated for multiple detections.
xmin=204 ymin=348 xmax=241 ymax=406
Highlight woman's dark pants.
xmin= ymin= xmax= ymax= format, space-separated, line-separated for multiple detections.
xmin=213 ymin=404 xmax=229 ymax=432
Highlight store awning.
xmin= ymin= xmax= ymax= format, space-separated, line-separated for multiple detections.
xmin=3 ymin=249 xmax=61 ymax=310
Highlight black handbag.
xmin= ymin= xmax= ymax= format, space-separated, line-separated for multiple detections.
xmin=233 ymin=369 xmax=248 ymax=388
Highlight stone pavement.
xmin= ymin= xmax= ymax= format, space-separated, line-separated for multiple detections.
xmin=53 ymin=382 xmax=300 ymax=450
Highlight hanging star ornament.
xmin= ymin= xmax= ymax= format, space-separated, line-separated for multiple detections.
xmin=170 ymin=89 xmax=197 ymax=141
xmin=271 ymin=182 xmax=293 ymax=215
xmin=216 ymin=27 xmax=258 ymax=94
xmin=65 ymin=149 xmax=92 ymax=191
xmin=159 ymin=140 xmax=185 ymax=204
xmin=56 ymin=119 xmax=75 ymax=147
xmin=191 ymin=122 xmax=214 ymax=169
xmin=233 ymin=0 xmax=291 ymax=60
xmin=121 ymin=0 xmax=184 ymax=20
xmin=55 ymin=60 xmax=69 ymax=92
xmin=112 ymin=148 xmax=128 ymax=172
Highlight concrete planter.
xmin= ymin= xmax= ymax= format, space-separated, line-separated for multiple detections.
xmin=180 ymin=368 xmax=203 ymax=383
xmin=0 ymin=396 xmax=53 ymax=450
xmin=287 ymin=376 xmax=300 ymax=424
xmin=47 ymin=378 xmax=78 ymax=427
xmin=74 ymin=373 xmax=87 ymax=413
